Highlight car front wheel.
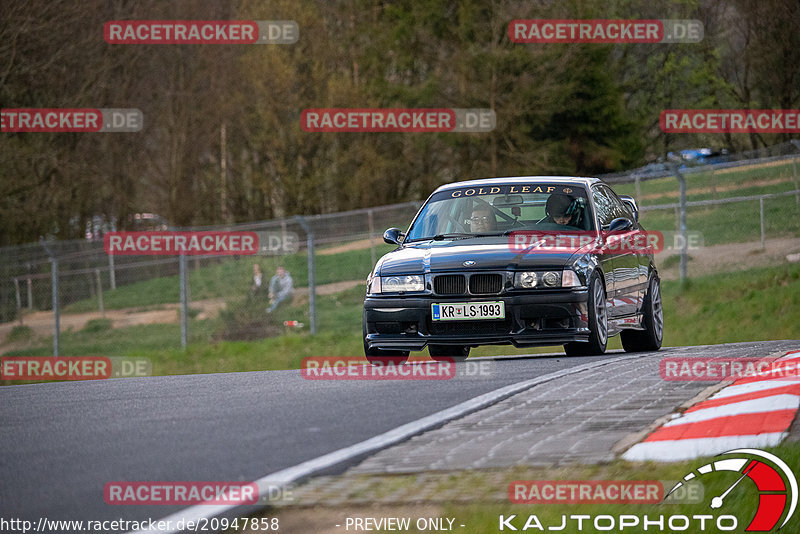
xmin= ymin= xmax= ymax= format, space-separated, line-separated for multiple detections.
xmin=564 ymin=273 xmax=608 ymax=356
xmin=620 ymin=276 xmax=663 ymax=352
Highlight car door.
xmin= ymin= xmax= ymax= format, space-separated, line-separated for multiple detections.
xmin=590 ymin=185 xmax=621 ymax=318
xmin=602 ymin=185 xmax=643 ymax=317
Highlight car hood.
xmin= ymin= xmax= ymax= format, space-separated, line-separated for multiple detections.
xmin=377 ymin=237 xmax=588 ymax=275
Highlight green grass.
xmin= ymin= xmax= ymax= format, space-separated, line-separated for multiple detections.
xmin=57 ymin=161 xmax=799 ymax=316
xmin=63 ymin=244 xmax=395 ymax=313
xmin=2 ymin=286 xmax=368 ymax=378
xmin=5 ymin=325 xmax=34 ymax=343
xmin=660 ymin=262 xmax=800 ymax=346
xmin=613 ymin=159 xmax=800 ymax=245
xmin=639 ymin=194 xmax=800 ymax=246
xmin=5 ymin=263 xmax=799 ymax=381
xmin=427 ymin=443 xmax=800 ymax=534
xmin=613 ymin=159 xmax=800 ymax=203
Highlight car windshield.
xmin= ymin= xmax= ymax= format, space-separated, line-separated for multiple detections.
xmin=405 ymin=183 xmax=594 ymax=242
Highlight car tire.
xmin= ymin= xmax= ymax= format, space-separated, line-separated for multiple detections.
xmin=428 ymin=345 xmax=470 ymax=362
xmin=620 ymin=276 xmax=663 ymax=352
xmin=564 ymin=273 xmax=608 ymax=356
xmin=363 ymin=322 xmax=409 ymax=365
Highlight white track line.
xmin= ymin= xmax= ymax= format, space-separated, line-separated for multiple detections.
xmin=663 ymin=394 xmax=800 ymax=427
xmin=132 ymin=354 xmax=643 ymax=534
xmin=709 ymin=379 xmax=800 ymax=399
xmin=623 ymin=433 xmax=788 ymax=462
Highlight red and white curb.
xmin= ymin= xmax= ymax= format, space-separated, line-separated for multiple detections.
xmin=623 ymin=350 xmax=800 ymax=462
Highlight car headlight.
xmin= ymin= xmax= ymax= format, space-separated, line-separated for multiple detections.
xmin=513 ymin=270 xmax=582 ymax=289
xmin=561 ymin=270 xmax=582 ymax=287
xmin=514 ymin=271 xmax=538 ymax=288
xmin=379 ymin=275 xmax=425 ymax=293
xmin=541 ymin=271 xmax=560 ymax=287
xmin=368 ymin=275 xmax=381 ymax=294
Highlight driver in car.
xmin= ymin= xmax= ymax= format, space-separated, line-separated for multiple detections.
xmin=545 ymin=193 xmax=581 ymax=227
xmin=469 ymin=204 xmax=497 ymax=232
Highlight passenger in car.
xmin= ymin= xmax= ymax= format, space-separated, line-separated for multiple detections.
xmin=469 ymin=205 xmax=497 ymax=232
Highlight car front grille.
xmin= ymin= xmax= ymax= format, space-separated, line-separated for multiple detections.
xmin=433 ymin=273 xmax=505 ymax=295
xmin=469 ymin=273 xmax=503 ymax=294
xmin=427 ymin=318 xmax=512 ymax=335
xmin=434 ymin=274 xmax=466 ymax=295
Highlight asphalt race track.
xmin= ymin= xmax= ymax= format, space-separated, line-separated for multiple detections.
xmin=1 ymin=340 xmax=798 ymax=533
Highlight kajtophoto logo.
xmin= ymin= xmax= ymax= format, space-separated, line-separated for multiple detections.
xmin=1 ymin=108 xmax=142 ymax=132
xmin=499 ymin=449 xmax=796 ymax=531
xmin=666 ymin=449 xmax=797 ymax=531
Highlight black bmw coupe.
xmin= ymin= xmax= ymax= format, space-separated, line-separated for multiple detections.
xmin=363 ymin=177 xmax=663 ymax=363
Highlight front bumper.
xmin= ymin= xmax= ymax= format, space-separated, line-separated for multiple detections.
xmin=364 ymin=289 xmax=591 ymax=350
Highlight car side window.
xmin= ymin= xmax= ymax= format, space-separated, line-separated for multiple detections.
xmin=592 ymin=186 xmax=615 ymax=227
xmin=604 ymin=186 xmax=635 ymax=221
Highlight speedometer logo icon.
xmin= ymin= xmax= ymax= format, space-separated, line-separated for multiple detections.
xmin=666 ymin=448 xmax=797 ymax=531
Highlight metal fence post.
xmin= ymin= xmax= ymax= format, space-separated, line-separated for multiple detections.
xmin=759 ymin=197 xmax=766 ymax=250
xmin=368 ymin=208 xmax=376 ymax=268
xmin=13 ymin=278 xmax=21 ymax=324
xmin=95 ymin=269 xmax=104 ymax=317
xmin=792 ymin=141 xmax=800 ymax=205
xmin=26 ymin=278 xmax=33 ymax=309
xmin=51 ymin=258 xmax=59 ymax=356
xmin=40 ymin=238 xmax=60 ymax=356
xmin=668 ymin=163 xmax=688 ymax=282
xmin=179 ymin=253 xmax=188 ymax=349
xmin=710 ymin=168 xmax=717 ymax=200
xmin=295 ymin=216 xmax=317 ymax=335
xmin=108 ymin=253 xmax=116 ymax=290
xmin=307 ymin=232 xmax=317 ymax=335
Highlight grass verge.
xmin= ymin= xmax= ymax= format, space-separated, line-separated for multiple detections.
xmin=3 ymin=262 xmax=799 ymax=382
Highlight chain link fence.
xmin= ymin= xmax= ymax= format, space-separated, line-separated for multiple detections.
xmin=0 ymin=202 xmax=421 ymax=356
xmin=2 ymin=140 xmax=799 ymax=357
xmin=597 ymin=140 xmax=800 ymax=278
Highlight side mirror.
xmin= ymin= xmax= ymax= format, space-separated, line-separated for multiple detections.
xmin=618 ymin=195 xmax=639 ymax=223
xmin=608 ymin=217 xmax=634 ymax=233
xmin=383 ymin=227 xmax=405 ymax=245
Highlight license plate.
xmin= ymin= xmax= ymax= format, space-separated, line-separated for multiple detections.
xmin=431 ymin=301 xmax=505 ymax=321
